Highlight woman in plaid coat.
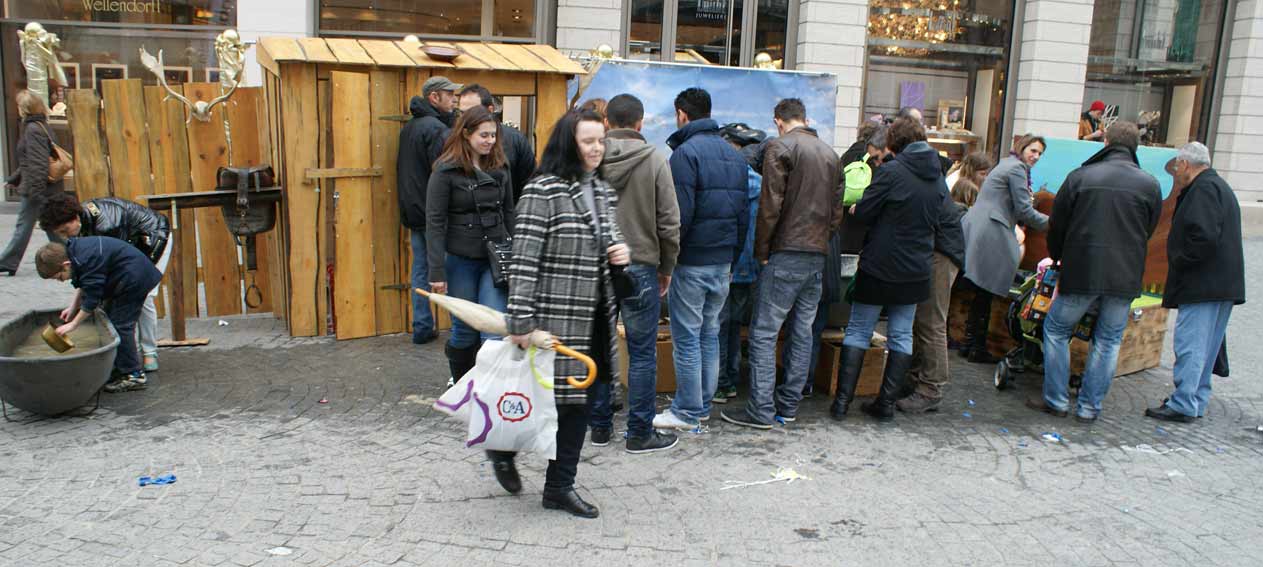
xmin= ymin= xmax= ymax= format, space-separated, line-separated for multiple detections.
xmin=490 ymin=109 xmax=628 ymax=519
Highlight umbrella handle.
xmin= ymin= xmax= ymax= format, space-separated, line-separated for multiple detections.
xmin=553 ymin=344 xmax=597 ymax=389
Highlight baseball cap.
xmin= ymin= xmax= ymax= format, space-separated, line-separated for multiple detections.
xmin=422 ymin=76 xmax=463 ymax=97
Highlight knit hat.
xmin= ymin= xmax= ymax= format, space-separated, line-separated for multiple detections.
xmin=1089 ymin=100 xmax=1106 ymax=113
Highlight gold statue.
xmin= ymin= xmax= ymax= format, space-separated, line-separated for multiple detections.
xmin=592 ymin=44 xmax=615 ymax=59
xmin=17 ymin=22 xmax=67 ymax=107
xmin=753 ymin=52 xmax=779 ymax=69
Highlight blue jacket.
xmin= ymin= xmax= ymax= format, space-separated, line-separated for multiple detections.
xmin=68 ymin=236 xmax=163 ymax=311
xmin=732 ymin=166 xmax=762 ymax=284
xmin=666 ymin=119 xmax=750 ymax=267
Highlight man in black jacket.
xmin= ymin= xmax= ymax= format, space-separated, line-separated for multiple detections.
xmin=457 ymin=84 xmax=536 ymax=203
xmin=398 ymin=75 xmax=460 ymax=345
xmin=1030 ymin=122 xmax=1162 ymax=423
xmin=1145 ymin=143 xmax=1245 ymax=423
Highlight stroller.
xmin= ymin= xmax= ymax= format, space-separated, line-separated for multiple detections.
xmin=992 ymin=263 xmax=1094 ymax=391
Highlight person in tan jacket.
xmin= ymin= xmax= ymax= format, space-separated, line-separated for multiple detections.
xmin=722 ymin=98 xmax=843 ymax=430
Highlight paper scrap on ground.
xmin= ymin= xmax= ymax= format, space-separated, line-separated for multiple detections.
xmin=217 ymin=320 xmax=229 ymax=326
xmin=266 ymin=547 xmax=293 ymax=556
xmin=1041 ymin=432 xmax=1063 ymax=443
xmin=1121 ymin=444 xmax=1193 ymax=456
xmin=721 ymin=467 xmax=811 ymax=491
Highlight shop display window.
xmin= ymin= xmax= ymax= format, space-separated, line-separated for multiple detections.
xmin=318 ymin=0 xmax=536 ymax=39
xmin=624 ymin=0 xmax=792 ymax=68
xmin=1082 ymin=0 xmax=1227 ymax=146
xmin=4 ymin=0 xmax=235 ymax=26
xmin=861 ymin=0 xmax=1015 ymax=160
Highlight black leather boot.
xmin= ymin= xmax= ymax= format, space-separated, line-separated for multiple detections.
xmin=542 ymin=489 xmax=600 ymax=519
xmin=862 ymin=351 xmax=913 ymax=422
xmin=486 ymin=450 xmax=522 ymax=494
xmin=830 ymin=346 xmax=868 ymax=420
xmin=445 ymin=343 xmax=479 ymax=383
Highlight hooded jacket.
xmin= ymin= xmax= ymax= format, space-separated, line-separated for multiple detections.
xmin=852 ymin=141 xmax=961 ymax=292
xmin=78 ymin=197 xmax=171 ymax=263
xmin=666 ymin=118 xmax=750 ymax=267
xmin=1163 ymin=168 xmax=1245 ymax=308
xmin=397 ymin=96 xmax=454 ymax=230
xmin=1048 ymin=145 xmax=1162 ymax=298
xmin=755 ymin=126 xmax=842 ymax=261
xmin=68 ymin=236 xmax=163 ymax=311
xmin=424 ymin=161 xmax=514 ymax=282
xmin=599 ymin=129 xmax=681 ymax=274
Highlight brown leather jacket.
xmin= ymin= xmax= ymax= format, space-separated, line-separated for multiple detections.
xmin=755 ymin=126 xmax=843 ymax=261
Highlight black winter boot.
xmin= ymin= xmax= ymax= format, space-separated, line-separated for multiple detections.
xmin=445 ymin=343 xmax=480 ymax=384
xmin=830 ymin=346 xmax=868 ymax=420
xmin=862 ymin=351 xmax=913 ymax=422
xmin=486 ymin=450 xmax=521 ymax=494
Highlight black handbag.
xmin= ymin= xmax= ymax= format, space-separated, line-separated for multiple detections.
xmin=468 ymin=179 xmax=512 ymax=289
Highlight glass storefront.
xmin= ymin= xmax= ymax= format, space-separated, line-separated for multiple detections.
xmin=317 ymin=0 xmax=536 ymax=39
xmin=861 ymin=0 xmax=1015 ymax=160
xmin=1083 ymin=0 xmax=1227 ymax=146
xmin=624 ymin=0 xmax=792 ymax=67
xmin=2 ymin=2 xmax=233 ymax=198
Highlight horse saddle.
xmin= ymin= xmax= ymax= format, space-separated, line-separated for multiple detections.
xmin=215 ymin=164 xmax=276 ymax=237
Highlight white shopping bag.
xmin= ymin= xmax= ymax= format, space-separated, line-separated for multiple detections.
xmin=434 ymin=340 xmax=558 ymax=460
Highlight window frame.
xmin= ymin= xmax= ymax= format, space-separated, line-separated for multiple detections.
xmin=314 ymin=0 xmax=544 ymax=42
xmin=622 ymin=0 xmax=798 ymax=69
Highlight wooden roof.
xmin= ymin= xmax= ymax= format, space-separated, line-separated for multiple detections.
xmin=256 ymin=37 xmax=587 ymax=76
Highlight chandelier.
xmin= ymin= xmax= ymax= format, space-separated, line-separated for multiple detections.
xmin=868 ymin=0 xmax=965 ymax=56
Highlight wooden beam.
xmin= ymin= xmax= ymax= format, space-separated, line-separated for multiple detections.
xmin=144 ymin=189 xmax=282 ymax=210
xmin=535 ymin=74 xmax=569 ymax=162
xmin=330 ymin=71 xmax=378 ymax=340
xmin=143 ymin=85 xmax=197 ymax=319
xmin=64 ymin=90 xmax=110 ymax=200
xmin=444 ymin=70 xmax=538 ymax=97
xmin=280 ymin=66 xmax=323 ymax=337
xmin=369 ymin=68 xmax=406 ymax=335
xmin=183 ymin=82 xmax=243 ymax=318
xmin=303 ymin=167 xmax=383 ymax=183
xmin=100 ymin=79 xmax=154 ymax=201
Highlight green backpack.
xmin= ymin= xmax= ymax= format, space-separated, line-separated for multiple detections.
xmin=842 ymin=154 xmax=873 ymax=206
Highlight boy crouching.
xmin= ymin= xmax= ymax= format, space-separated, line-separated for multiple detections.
xmin=35 ymin=237 xmax=162 ymax=393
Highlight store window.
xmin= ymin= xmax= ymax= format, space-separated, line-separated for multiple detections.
xmin=624 ymin=0 xmax=793 ymax=68
xmin=1082 ymin=0 xmax=1227 ymax=146
xmin=318 ymin=0 xmax=536 ymax=39
xmin=862 ymin=0 xmax=1015 ymax=160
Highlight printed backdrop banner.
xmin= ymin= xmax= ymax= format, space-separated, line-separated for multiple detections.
xmin=570 ymin=60 xmax=838 ymax=150
xmin=1030 ymin=138 xmax=1178 ymax=198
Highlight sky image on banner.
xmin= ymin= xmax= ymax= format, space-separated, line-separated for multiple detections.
xmin=1031 ymin=138 xmax=1178 ymax=198
xmin=570 ymin=60 xmax=838 ymax=151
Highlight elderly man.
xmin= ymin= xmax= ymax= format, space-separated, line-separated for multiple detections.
xmin=1145 ymin=143 xmax=1245 ymax=423
xmin=1028 ymin=122 xmax=1162 ymax=423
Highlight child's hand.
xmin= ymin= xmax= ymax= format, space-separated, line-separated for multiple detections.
xmin=55 ymin=321 xmax=78 ymax=337
xmin=60 ymin=306 xmax=76 ymax=322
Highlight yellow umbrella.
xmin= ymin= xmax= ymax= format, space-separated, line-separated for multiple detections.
xmin=415 ymin=289 xmax=597 ymax=388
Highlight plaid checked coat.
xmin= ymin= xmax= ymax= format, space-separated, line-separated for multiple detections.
xmin=506 ymin=174 xmax=623 ymax=405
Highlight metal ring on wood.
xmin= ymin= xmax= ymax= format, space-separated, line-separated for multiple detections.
xmin=244 ymin=283 xmax=264 ymax=309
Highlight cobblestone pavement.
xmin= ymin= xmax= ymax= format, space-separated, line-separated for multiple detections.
xmin=2 ymin=201 xmax=1262 ymax=566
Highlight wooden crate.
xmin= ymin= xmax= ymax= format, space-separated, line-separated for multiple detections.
xmin=616 ymin=324 xmax=676 ymax=393
xmin=812 ymin=337 xmax=888 ymax=398
xmin=948 ymin=288 xmax=1168 ymax=378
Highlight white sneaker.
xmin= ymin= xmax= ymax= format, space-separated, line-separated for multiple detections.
xmin=652 ymin=411 xmax=697 ymax=431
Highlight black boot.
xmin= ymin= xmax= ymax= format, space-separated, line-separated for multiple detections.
xmin=486 ymin=450 xmax=521 ymax=494
xmin=542 ymin=489 xmax=600 ymax=519
xmin=830 ymin=346 xmax=868 ymax=420
xmin=862 ymin=351 xmax=913 ymax=422
xmin=965 ymin=289 xmax=1000 ymax=363
xmin=445 ymin=343 xmax=479 ymax=384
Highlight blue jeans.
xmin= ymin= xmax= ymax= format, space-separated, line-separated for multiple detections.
xmin=1042 ymin=293 xmax=1132 ymax=418
xmin=444 ymin=253 xmax=507 ymax=349
xmin=845 ymin=302 xmax=916 ymax=355
xmin=409 ymin=230 xmax=435 ymax=337
xmin=620 ymin=264 xmax=663 ymax=438
xmin=667 ymin=263 xmax=731 ymax=424
xmin=106 ymin=292 xmax=148 ymax=375
xmin=717 ymin=282 xmax=754 ymax=392
xmin=0 ymin=192 xmax=59 ymax=272
xmin=785 ymin=291 xmax=831 ymax=386
xmin=745 ymin=252 xmax=824 ymax=423
xmin=1169 ymin=301 xmax=1233 ymax=417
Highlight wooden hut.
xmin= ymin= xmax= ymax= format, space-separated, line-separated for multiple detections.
xmin=253 ymin=38 xmax=586 ymax=340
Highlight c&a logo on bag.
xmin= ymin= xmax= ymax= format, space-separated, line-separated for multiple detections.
xmin=497 ymin=392 xmax=533 ymax=422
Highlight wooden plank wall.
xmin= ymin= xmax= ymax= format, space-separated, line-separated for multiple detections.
xmin=224 ymin=89 xmax=276 ymax=314
xmin=369 ymin=69 xmax=407 ymax=335
xmin=62 ymin=80 xmax=279 ymax=324
xmin=330 ymin=71 xmax=378 ymax=339
xmin=278 ymin=63 xmax=325 ymax=337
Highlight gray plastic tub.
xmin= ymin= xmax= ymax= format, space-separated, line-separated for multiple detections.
xmin=0 ymin=309 xmax=119 ymax=416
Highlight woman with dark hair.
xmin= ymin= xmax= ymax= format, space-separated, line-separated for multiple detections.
xmin=959 ymin=135 xmax=1050 ymax=363
xmin=1 ymin=90 xmax=62 ymax=276
xmin=830 ymin=117 xmax=961 ymax=422
xmin=494 ymin=109 xmax=629 ymax=519
xmin=426 ymin=105 xmax=515 ymax=383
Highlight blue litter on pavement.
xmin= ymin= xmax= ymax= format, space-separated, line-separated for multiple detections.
xmin=1041 ymin=432 xmax=1063 ymax=443
xmin=999 ymin=428 xmax=1009 ymax=434
xmin=962 ymin=412 xmax=972 ymax=419
xmin=967 ymin=400 xmax=976 ymax=407
xmin=1155 ymin=426 xmax=1170 ymax=437
xmin=138 ymin=473 xmax=176 ymax=487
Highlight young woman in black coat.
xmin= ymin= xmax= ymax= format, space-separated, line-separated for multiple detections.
xmin=426 ymin=105 xmax=515 ymax=383
xmin=1 ymin=91 xmax=63 ymax=275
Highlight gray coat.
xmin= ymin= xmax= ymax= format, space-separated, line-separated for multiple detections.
xmin=506 ymin=174 xmax=623 ymax=405
xmin=961 ymin=155 xmax=1049 ymax=296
